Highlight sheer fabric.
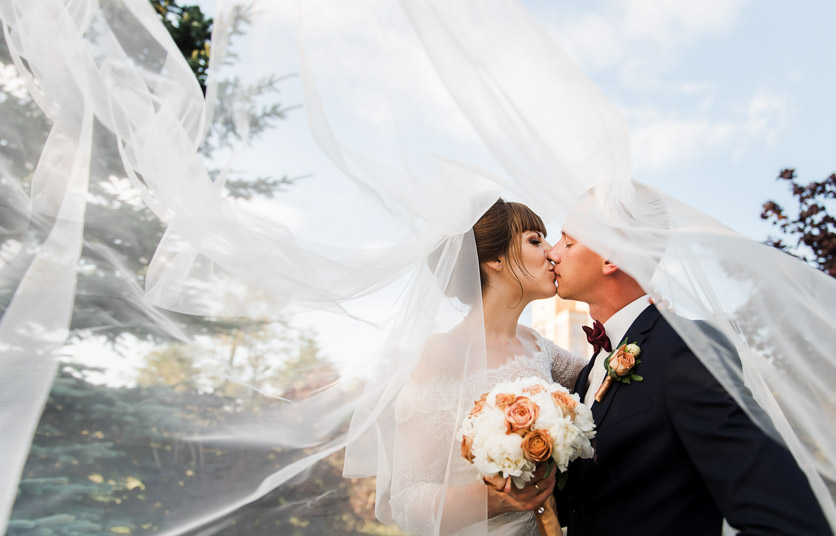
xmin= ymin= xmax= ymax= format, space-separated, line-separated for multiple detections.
xmin=389 ymin=330 xmax=584 ymax=535
xmin=0 ymin=0 xmax=834 ymax=535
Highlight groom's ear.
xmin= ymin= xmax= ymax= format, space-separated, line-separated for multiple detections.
xmin=602 ymin=259 xmax=619 ymax=276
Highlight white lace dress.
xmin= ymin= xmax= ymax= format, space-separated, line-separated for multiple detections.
xmin=390 ymin=332 xmax=586 ymax=535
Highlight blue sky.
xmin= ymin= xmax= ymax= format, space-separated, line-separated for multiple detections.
xmin=523 ymin=0 xmax=835 ymax=240
xmin=179 ymin=0 xmax=836 ymax=358
xmin=194 ymin=0 xmax=835 ymax=242
xmin=66 ymin=0 xmax=835 ymax=382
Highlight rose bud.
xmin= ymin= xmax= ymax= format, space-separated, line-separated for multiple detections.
xmin=609 ymin=346 xmax=636 ymax=377
xmin=523 ymin=384 xmax=546 ymax=395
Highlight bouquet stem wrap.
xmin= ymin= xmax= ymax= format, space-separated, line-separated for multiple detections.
xmin=535 ymin=495 xmax=561 ymax=536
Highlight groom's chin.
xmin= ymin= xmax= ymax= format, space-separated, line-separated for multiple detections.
xmin=555 ymin=287 xmax=578 ymax=303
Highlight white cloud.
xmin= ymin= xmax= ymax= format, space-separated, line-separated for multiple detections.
xmin=623 ymin=0 xmax=747 ymax=43
xmin=524 ymin=1 xmax=792 ymax=174
xmin=544 ymin=0 xmax=750 ymax=75
xmin=630 ymin=91 xmax=788 ymax=171
xmin=631 ymin=117 xmax=736 ymax=171
xmin=743 ymin=92 xmax=789 ymax=146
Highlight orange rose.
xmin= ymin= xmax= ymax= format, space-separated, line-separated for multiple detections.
xmin=461 ymin=434 xmax=475 ymax=462
xmin=551 ymin=391 xmax=578 ymax=420
xmin=522 ymin=384 xmax=546 ymax=395
xmin=469 ymin=392 xmax=489 ymax=415
xmin=505 ymin=396 xmax=539 ymax=435
xmin=494 ymin=393 xmax=517 ymax=410
xmin=609 ymin=346 xmax=636 ymax=377
xmin=469 ymin=399 xmax=486 ymax=416
xmin=521 ymin=429 xmax=553 ymax=462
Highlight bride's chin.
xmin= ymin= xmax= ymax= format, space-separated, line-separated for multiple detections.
xmin=541 ymin=285 xmax=558 ymax=298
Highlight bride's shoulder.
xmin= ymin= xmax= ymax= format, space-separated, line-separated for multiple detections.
xmin=410 ymin=330 xmax=469 ymax=383
xmin=520 ymin=325 xmax=580 ymax=362
xmin=518 ymin=325 xmax=555 ymax=350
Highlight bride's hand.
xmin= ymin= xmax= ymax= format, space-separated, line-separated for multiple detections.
xmin=486 ymin=465 xmax=557 ymax=517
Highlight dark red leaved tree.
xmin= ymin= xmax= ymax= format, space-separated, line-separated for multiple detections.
xmin=761 ymin=168 xmax=836 ymax=278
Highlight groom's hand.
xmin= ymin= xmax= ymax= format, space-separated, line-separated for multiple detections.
xmin=486 ymin=464 xmax=557 ymax=516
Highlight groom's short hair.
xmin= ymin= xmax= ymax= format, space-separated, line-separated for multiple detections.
xmin=563 ymin=182 xmax=670 ymax=283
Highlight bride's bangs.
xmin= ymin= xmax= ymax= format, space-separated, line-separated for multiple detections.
xmin=507 ymin=202 xmax=547 ymax=239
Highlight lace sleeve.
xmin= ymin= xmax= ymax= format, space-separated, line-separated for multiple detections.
xmin=540 ymin=337 xmax=587 ymax=391
xmin=389 ymin=377 xmax=461 ymax=535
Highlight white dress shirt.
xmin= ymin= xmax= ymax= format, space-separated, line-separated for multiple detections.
xmin=583 ymin=296 xmax=650 ymax=407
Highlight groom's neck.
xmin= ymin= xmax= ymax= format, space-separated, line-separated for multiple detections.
xmin=588 ymin=281 xmax=645 ymax=324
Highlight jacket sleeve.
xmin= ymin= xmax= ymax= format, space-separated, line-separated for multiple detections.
xmin=663 ymin=336 xmax=831 ymax=535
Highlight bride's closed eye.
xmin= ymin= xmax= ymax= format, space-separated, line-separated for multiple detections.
xmin=527 ymin=232 xmax=545 ymax=246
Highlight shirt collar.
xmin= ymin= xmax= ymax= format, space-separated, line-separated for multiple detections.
xmin=602 ymin=295 xmax=649 ymax=348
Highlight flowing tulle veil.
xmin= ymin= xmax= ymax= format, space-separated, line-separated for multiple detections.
xmin=1 ymin=0 xmax=835 ymax=534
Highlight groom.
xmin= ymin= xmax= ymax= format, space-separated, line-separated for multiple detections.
xmin=546 ymin=232 xmax=831 ymax=535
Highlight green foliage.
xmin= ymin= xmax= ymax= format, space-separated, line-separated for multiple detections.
xmin=0 ymin=0 xmax=302 ymax=343
xmin=1 ymin=1 xmax=394 ymax=533
xmin=9 ymin=352 xmax=394 ymax=535
xmin=224 ymin=174 xmax=311 ymax=200
xmin=10 ymin=362 xmax=235 ymax=535
xmin=149 ymin=0 xmax=213 ymax=93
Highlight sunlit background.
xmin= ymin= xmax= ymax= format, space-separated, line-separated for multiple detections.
xmin=2 ymin=1 xmax=834 ymax=534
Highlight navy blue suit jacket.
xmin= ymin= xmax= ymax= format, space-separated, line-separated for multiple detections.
xmin=555 ymin=305 xmax=831 ymax=535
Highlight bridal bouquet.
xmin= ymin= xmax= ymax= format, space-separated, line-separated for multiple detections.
xmin=457 ymin=376 xmax=595 ymax=535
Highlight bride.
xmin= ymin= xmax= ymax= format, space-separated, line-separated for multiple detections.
xmin=389 ymin=198 xmax=587 ymax=535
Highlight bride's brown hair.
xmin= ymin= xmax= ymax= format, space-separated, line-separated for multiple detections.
xmin=474 ymin=198 xmax=547 ymax=295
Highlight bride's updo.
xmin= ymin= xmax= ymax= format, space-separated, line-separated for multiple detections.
xmin=439 ymin=198 xmax=547 ymax=305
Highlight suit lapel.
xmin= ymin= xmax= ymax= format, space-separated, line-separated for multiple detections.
xmin=591 ymin=305 xmax=661 ymax=426
xmin=574 ymin=352 xmax=598 ymax=399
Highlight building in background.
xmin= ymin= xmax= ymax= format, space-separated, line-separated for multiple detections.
xmin=532 ymin=296 xmax=592 ymax=360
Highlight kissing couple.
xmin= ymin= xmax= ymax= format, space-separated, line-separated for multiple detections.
xmin=386 ymin=194 xmax=831 ymax=535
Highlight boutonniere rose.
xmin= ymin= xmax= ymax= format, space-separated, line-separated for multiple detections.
xmin=594 ymin=338 xmax=643 ymax=403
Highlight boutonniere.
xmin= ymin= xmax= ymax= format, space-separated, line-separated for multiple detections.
xmin=594 ymin=338 xmax=643 ymax=403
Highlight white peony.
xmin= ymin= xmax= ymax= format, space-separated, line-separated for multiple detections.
xmin=471 ymin=407 xmax=506 ymax=440
xmin=572 ymin=403 xmax=596 ymax=438
xmin=549 ymin=421 xmax=581 ymax=472
xmin=533 ymin=394 xmax=562 ymax=430
xmin=474 ymin=431 xmax=530 ymax=477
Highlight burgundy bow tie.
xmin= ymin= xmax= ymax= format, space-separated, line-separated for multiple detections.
xmin=582 ymin=320 xmax=612 ymax=356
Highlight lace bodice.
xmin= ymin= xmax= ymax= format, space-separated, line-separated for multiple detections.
xmin=390 ymin=332 xmax=586 ymax=535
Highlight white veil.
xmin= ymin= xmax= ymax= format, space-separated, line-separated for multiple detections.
xmin=1 ymin=0 xmax=834 ymax=534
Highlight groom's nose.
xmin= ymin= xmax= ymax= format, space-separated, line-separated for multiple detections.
xmin=546 ymin=243 xmax=560 ymax=264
